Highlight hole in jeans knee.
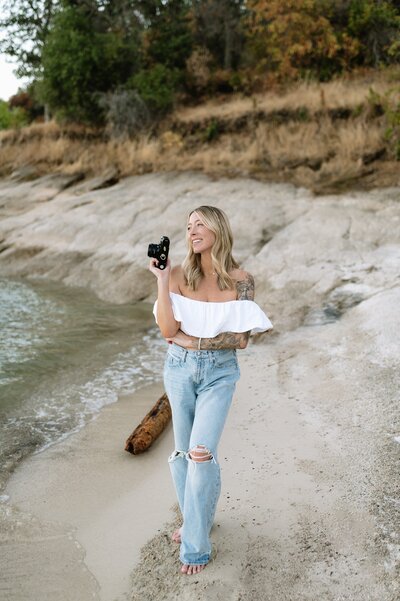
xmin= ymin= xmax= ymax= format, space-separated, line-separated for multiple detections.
xmin=168 ymin=449 xmax=186 ymax=462
xmin=188 ymin=444 xmax=213 ymax=463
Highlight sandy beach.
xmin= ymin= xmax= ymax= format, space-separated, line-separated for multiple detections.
xmin=2 ymin=309 xmax=399 ymax=600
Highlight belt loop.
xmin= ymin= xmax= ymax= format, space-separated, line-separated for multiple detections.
xmin=184 ymin=349 xmax=188 ymax=362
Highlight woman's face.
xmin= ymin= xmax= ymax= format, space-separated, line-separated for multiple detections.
xmin=187 ymin=211 xmax=216 ymax=254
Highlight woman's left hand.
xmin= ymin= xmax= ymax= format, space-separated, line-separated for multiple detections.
xmin=166 ymin=330 xmax=197 ymax=349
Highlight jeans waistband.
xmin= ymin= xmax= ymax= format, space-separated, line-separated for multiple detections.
xmin=168 ymin=342 xmax=236 ymax=361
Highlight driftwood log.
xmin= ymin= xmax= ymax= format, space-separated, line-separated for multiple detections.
xmin=125 ymin=392 xmax=172 ymax=455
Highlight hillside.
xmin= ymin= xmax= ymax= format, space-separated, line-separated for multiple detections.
xmin=1 ymin=71 xmax=399 ymax=194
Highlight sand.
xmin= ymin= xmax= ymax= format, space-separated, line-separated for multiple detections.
xmin=2 ymin=314 xmax=399 ymax=600
xmin=1 ymin=382 xmax=175 ymax=601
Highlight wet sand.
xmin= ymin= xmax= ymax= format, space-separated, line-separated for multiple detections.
xmin=1 ymin=382 xmax=175 ymax=601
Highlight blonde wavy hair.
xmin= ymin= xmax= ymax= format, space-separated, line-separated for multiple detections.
xmin=182 ymin=205 xmax=240 ymax=291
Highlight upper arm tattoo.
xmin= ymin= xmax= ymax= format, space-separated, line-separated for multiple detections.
xmin=197 ymin=273 xmax=255 ymax=350
xmin=235 ymin=273 xmax=255 ymax=301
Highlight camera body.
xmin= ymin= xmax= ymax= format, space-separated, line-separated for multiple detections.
xmin=148 ymin=236 xmax=170 ymax=270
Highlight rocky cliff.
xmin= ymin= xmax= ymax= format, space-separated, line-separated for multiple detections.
xmin=0 ymin=171 xmax=398 ymax=336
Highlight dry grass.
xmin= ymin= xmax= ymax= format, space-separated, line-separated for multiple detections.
xmin=0 ymin=69 xmax=399 ymax=193
xmin=174 ymin=69 xmax=399 ymax=124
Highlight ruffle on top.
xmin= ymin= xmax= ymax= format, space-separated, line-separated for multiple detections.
xmin=153 ymin=292 xmax=273 ymax=338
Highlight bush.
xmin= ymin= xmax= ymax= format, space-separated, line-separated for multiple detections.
xmin=9 ymin=87 xmax=44 ymax=122
xmin=129 ymin=65 xmax=180 ymax=116
xmin=246 ymin=0 xmax=349 ymax=81
xmin=0 ymin=100 xmax=28 ymax=129
xmin=348 ymin=0 xmax=400 ymax=66
xmin=368 ymin=86 xmax=400 ymax=159
xmin=99 ymin=90 xmax=151 ymax=138
xmin=185 ymin=47 xmax=213 ymax=93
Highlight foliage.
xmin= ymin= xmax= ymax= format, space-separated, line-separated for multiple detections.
xmin=246 ymin=0 xmax=359 ymax=81
xmin=39 ymin=5 xmax=141 ymax=123
xmin=185 ymin=47 xmax=213 ymax=92
xmin=0 ymin=99 xmax=28 ymax=129
xmin=129 ymin=64 xmax=180 ymax=116
xmin=99 ymin=89 xmax=151 ymax=137
xmin=9 ymin=86 xmax=44 ymax=121
xmin=1 ymin=0 xmax=400 ymax=126
xmin=0 ymin=0 xmax=60 ymax=78
xmin=139 ymin=0 xmax=193 ymax=70
xmin=348 ymin=0 xmax=400 ymax=66
xmin=203 ymin=118 xmax=220 ymax=141
xmin=369 ymin=86 xmax=400 ymax=159
xmin=191 ymin=0 xmax=246 ymax=70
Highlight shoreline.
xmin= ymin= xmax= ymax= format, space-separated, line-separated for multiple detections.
xmin=1 ymin=380 xmax=176 ymax=601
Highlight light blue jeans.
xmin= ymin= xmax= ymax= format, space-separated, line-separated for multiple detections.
xmin=163 ymin=342 xmax=240 ymax=566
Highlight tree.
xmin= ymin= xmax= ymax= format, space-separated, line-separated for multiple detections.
xmin=138 ymin=0 xmax=193 ymax=70
xmin=249 ymin=0 xmax=350 ymax=79
xmin=0 ymin=0 xmax=59 ymax=78
xmin=191 ymin=0 xmax=246 ymax=70
xmin=40 ymin=4 xmax=141 ymax=123
xmin=347 ymin=0 xmax=400 ymax=65
xmin=246 ymin=0 xmax=359 ymax=80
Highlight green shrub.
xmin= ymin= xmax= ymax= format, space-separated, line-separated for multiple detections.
xmin=129 ymin=65 xmax=180 ymax=116
xmin=0 ymin=100 xmax=28 ymax=129
xmin=348 ymin=0 xmax=400 ymax=66
xmin=368 ymin=86 xmax=400 ymax=159
xmin=203 ymin=119 xmax=220 ymax=142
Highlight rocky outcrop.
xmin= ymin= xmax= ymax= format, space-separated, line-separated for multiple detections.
xmin=0 ymin=172 xmax=399 ymax=336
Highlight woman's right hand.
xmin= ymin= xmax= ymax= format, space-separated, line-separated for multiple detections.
xmin=148 ymin=257 xmax=171 ymax=282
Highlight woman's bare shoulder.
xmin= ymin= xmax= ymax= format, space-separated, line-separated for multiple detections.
xmin=230 ymin=268 xmax=255 ymax=300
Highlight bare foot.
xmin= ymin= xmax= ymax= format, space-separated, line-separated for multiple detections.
xmin=171 ymin=528 xmax=182 ymax=543
xmin=181 ymin=563 xmax=207 ymax=575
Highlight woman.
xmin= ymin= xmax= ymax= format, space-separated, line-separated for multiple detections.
xmin=149 ymin=205 xmax=272 ymax=575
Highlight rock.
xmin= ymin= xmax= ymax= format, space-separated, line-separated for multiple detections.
xmin=73 ymin=167 xmax=119 ymax=194
xmin=0 ymin=172 xmax=399 ymax=335
xmin=10 ymin=165 xmax=39 ymax=182
xmin=303 ymin=284 xmax=378 ymax=326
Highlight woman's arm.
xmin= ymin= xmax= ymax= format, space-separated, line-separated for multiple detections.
xmin=149 ymin=259 xmax=181 ymax=338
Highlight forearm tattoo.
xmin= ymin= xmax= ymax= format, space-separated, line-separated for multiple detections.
xmin=236 ymin=273 xmax=255 ymax=300
xmin=200 ymin=331 xmax=250 ymax=350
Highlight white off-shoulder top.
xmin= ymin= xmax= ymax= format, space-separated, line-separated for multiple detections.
xmin=153 ymin=292 xmax=273 ymax=338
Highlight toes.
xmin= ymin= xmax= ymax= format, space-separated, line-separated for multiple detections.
xmin=181 ymin=563 xmax=206 ymax=575
xmin=172 ymin=528 xmax=182 ymax=543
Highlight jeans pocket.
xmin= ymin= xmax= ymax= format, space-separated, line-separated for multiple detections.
xmin=214 ymin=356 xmax=240 ymax=373
xmin=165 ymin=353 xmax=183 ymax=368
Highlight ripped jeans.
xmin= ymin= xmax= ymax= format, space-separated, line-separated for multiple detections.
xmin=164 ymin=342 xmax=240 ymax=566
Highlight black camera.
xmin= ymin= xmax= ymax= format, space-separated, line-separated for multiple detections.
xmin=148 ymin=236 xmax=170 ymax=270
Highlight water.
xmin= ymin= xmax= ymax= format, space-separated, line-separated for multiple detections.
xmin=0 ymin=277 xmax=165 ymax=492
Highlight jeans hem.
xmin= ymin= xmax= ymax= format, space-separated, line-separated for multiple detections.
xmin=180 ymin=557 xmax=210 ymax=566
